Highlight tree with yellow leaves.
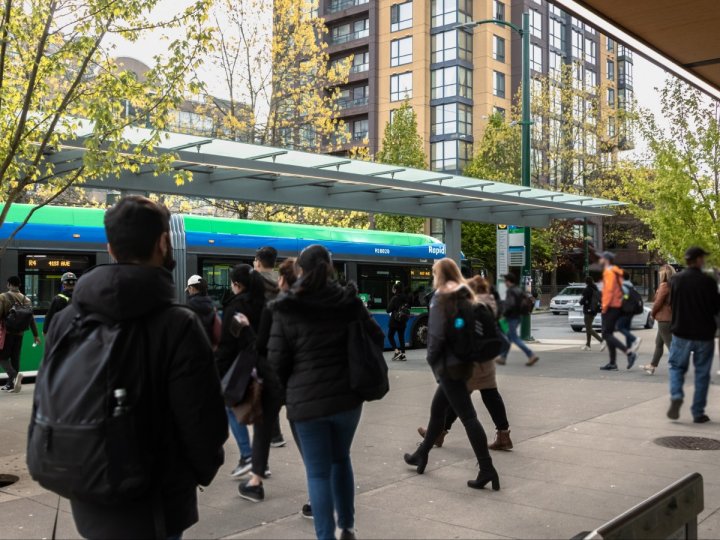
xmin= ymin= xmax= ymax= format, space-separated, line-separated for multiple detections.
xmin=0 ymin=0 xmax=213 ymax=247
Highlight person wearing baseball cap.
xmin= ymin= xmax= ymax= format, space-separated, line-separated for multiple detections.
xmin=666 ymin=246 xmax=720 ymax=423
xmin=43 ymin=272 xmax=78 ymax=335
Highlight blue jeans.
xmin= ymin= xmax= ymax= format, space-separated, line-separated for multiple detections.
xmin=226 ymin=407 xmax=252 ymax=459
xmin=294 ymin=406 xmax=362 ymax=540
xmin=616 ymin=315 xmax=637 ymax=348
xmin=668 ymin=336 xmax=715 ymax=418
xmin=502 ymin=317 xmax=534 ymax=359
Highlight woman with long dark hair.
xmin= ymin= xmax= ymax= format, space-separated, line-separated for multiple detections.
xmin=404 ymin=258 xmax=500 ymax=491
xmin=268 ymin=245 xmax=382 ymax=540
xmin=215 ymin=264 xmax=266 ymax=478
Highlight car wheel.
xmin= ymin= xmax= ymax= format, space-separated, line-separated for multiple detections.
xmin=411 ymin=316 xmax=429 ymax=348
xmin=571 ymin=325 xmax=583 ymax=332
xmin=645 ymin=314 xmax=654 ymax=329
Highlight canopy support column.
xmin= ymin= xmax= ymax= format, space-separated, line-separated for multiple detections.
xmin=444 ymin=218 xmax=462 ymax=264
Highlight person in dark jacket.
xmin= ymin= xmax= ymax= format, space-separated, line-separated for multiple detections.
xmin=39 ymin=196 xmax=227 ymax=539
xmin=386 ymin=282 xmax=410 ymax=361
xmin=186 ymin=274 xmax=215 ymax=342
xmin=578 ymin=276 xmax=603 ymax=351
xmin=0 ymin=276 xmax=40 ymax=393
xmin=42 ymin=272 xmax=76 ymax=336
xmin=215 ymin=264 xmax=266 ymax=478
xmin=404 ymin=258 xmax=500 ymax=492
xmin=667 ymin=247 xmax=720 ymax=423
xmin=267 ymin=244 xmax=381 ymax=540
xmin=497 ymin=274 xmax=538 ymax=366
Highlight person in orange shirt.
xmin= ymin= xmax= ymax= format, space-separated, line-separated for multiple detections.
xmin=598 ymin=251 xmax=637 ymax=371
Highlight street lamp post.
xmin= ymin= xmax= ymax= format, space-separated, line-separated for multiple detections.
xmin=457 ymin=13 xmax=533 ymax=340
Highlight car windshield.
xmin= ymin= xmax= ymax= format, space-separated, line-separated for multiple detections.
xmin=558 ymin=287 xmax=584 ymax=296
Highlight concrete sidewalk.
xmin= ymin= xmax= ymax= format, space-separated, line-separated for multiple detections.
xmin=1 ymin=333 xmax=720 ymax=539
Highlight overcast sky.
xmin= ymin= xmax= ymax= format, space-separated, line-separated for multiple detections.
xmin=110 ymin=0 xmax=670 ymax=160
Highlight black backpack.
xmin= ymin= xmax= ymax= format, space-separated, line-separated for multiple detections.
xmin=447 ymin=299 xmax=504 ymax=363
xmin=621 ymin=283 xmax=644 ymax=316
xmin=519 ymin=292 xmax=536 ymax=316
xmin=27 ymin=309 xmax=159 ymax=505
xmin=392 ymin=303 xmax=411 ymax=324
xmin=347 ymin=316 xmax=389 ymax=402
xmin=5 ymin=292 xmax=34 ymax=333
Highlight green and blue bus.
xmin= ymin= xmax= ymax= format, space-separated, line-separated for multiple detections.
xmin=0 ymin=203 xmax=455 ymax=376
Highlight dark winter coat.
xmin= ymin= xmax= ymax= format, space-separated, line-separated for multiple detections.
xmin=187 ymin=293 xmax=215 ymax=342
xmin=267 ymin=281 xmax=379 ymax=422
xmin=579 ymin=283 xmax=601 ymax=315
xmin=43 ymin=289 xmax=73 ymax=335
xmin=45 ymin=264 xmax=227 ymax=539
xmin=426 ymin=284 xmax=475 ymax=381
xmin=502 ymin=286 xmax=523 ymax=319
xmin=386 ymin=293 xmax=410 ymax=329
xmin=671 ymin=267 xmax=720 ymax=341
xmin=215 ymin=291 xmax=264 ymax=378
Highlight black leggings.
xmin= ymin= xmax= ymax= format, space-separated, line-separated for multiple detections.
xmin=419 ymin=376 xmax=491 ymax=464
xmin=251 ymin=388 xmax=284 ymax=478
xmin=387 ymin=324 xmax=406 ymax=353
xmin=601 ymin=308 xmax=627 ymax=365
xmin=444 ymin=388 xmax=509 ymax=432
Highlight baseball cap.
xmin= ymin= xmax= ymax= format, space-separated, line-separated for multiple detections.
xmin=61 ymin=272 xmax=77 ymax=283
xmin=186 ymin=275 xmax=203 ymax=289
xmin=599 ymin=251 xmax=616 ymax=262
xmin=684 ymin=246 xmax=710 ymax=261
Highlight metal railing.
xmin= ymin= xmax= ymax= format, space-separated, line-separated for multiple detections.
xmin=576 ymin=473 xmax=703 ymax=540
xmin=329 ymin=28 xmax=369 ymax=45
xmin=350 ymin=63 xmax=369 ymax=74
xmin=338 ymin=96 xmax=369 ymax=109
xmin=327 ymin=0 xmax=369 ymax=13
xmin=352 ymin=131 xmax=368 ymax=141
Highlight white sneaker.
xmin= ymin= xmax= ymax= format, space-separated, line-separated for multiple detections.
xmin=630 ymin=337 xmax=642 ymax=355
xmin=11 ymin=373 xmax=23 ymax=393
xmin=581 ymin=345 xmax=591 ymax=351
xmin=600 ymin=341 xmax=607 ymax=352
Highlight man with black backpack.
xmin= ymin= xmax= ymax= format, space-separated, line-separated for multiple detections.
xmin=579 ymin=276 xmax=603 ymax=351
xmin=0 ymin=276 xmax=39 ymax=393
xmin=387 ymin=282 xmax=411 ymax=361
xmin=497 ymin=274 xmax=539 ymax=367
xmin=28 ymin=196 xmax=228 ymax=539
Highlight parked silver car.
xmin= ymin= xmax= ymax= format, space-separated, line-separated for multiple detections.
xmin=568 ymin=304 xmax=654 ymax=332
xmin=549 ymin=284 xmax=585 ymax=315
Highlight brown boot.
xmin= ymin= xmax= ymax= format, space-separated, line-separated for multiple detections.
xmin=488 ymin=430 xmax=513 ymax=451
xmin=417 ymin=426 xmax=448 ymax=448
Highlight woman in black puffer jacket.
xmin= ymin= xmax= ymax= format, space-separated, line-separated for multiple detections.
xmin=268 ymin=244 xmax=382 ymax=540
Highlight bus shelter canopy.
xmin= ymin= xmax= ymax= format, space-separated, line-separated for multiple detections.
xmin=48 ymin=127 xmax=621 ymax=229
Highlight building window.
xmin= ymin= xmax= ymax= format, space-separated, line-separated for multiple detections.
xmin=619 ymin=61 xmax=633 ymax=87
xmin=573 ymin=63 xmax=583 ymax=90
xmin=530 ymin=44 xmax=543 ymax=72
xmin=608 ymin=116 xmax=616 ymax=137
xmin=584 ymin=37 xmax=596 ymax=64
xmin=493 ymin=0 xmax=505 ymax=22
xmin=431 ymin=140 xmax=472 ymax=172
xmin=494 ymin=106 xmax=506 ymax=117
xmin=572 ymin=30 xmax=583 ymax=59
xmin=493 ymin=70 xmax=505 ymax=98
xmin=530 ymin=9 xmax=542 ymax=38
xmin=431 ymin=66 xmax=472 ymax=99
xmin=330 ymin=19 xmax=369 ymax=44
xmin=549 ymin=19 xmax=564 ymax=50
xmin=607 ymin=87 xmax=615 ymax=108
xmin=431 ymin=29 xmax=472 ymax=63
xmin=431 ymin=102 xmax=472 ymax=136
xmin=391 ymin=36 xmax=413 ymax=66
xmin=549 ymin=4 xmax=564 ymax=17
xmin=431 ymin=0 xmax=471 ymax=28
xmin=607 ymin=37 xmax=615 ymax=52
xmin=338 ymin=85 xmax=369 ymax=108
xmin=606 ymin=59 xmax=614 ymax=81
xmin=390 ymin=72 xmax=413 ymax=101
xmin=352 ymin=118 xmax=369 ymax=141
xmin=584 ymin=68 xmax=596 ymax=90
xmin=493 ymin=35 xmax=505 ymax=63
xmin=390 ymin=1 xmax=412 ymax=32
xmin=549 ymin=51 xmax=563 ymax=79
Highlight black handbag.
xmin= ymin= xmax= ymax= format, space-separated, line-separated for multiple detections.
xmin=221 ymin=344 xmax=258 ymax=408
xmin=347 ymin=317 xmax=389 ymax=402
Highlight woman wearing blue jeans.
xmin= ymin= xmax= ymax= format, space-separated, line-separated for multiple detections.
xmin=268 ymin=245 xmax=383 ymax=540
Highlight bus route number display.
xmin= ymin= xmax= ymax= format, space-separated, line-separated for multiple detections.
xmin=24 ymin=255 xmax=89 ymax=272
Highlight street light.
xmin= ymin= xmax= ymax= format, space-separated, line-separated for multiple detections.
xmin=456 ymin=13 xmax=533 ymax=341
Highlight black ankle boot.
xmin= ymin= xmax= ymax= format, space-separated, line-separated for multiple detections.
xmin=467 ymin=461 xmax=500 ymax=491
xmin=403 ymin=451 xmax=428 ymax=474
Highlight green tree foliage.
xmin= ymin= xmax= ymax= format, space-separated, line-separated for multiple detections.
xmin=0 ymin=0 xmax=212 ymax=244
xmin=464 ymin=113 xmax=521 ymax=185
xmin=374 ymin=102 xmax=426 ymax=233
xmin=627 ymin=77 xmax=720 ymax=264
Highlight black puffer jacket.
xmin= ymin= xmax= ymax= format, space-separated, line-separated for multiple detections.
xmin=215 ymin=291 xmax=264 ymax=378
xmin=187 ymin=293 xmax=215 ymax=342
xmin=426 ymin=284 xmax=475 ymax=381
xmin=44 ymin=264 xmax=227 ymax=539
xmin=268 ymin=282 xmax=379 ymax=422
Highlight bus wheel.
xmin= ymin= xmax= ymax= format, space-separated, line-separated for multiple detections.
xmin=411 ymin=316 xmax=429 ymax=348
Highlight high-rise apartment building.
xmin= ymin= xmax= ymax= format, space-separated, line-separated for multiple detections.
xmin=319 ymin=0 xmax=633 ymax=176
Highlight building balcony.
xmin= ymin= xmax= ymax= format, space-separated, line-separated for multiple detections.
xmin=350 ymin=63 xmax=369 ymax=74
xmin=329 ymin=29 xmax=369 ymax=46
xmin=338 ymin=96 xmax=369 ymax=109
xmin=327 ymin=0 xmax=369 ymax=14
xmin=352 ymin=130 xmax=368 ymax=142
